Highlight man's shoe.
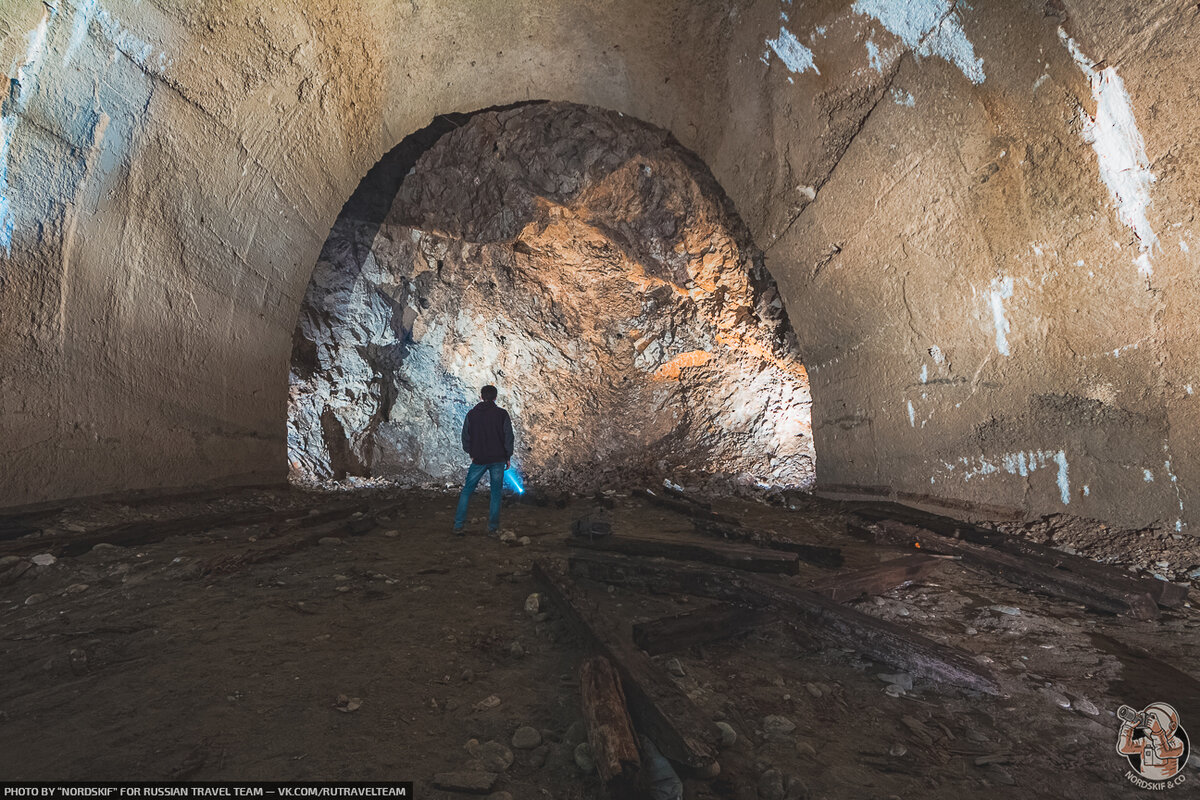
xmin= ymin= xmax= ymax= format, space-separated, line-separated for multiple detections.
xmin=453 ymin=528 xmax=465 ymax=537
xmin=486 ymin=529 xmax=499 ymax=538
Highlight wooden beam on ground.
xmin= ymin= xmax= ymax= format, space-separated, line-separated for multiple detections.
xmin=636 ymin=489 xmax=739 ymax=525
xmin=692 ymin=518 xmax=844 ymax=569
xmin=0 ymin=500 xmax=375 ymax=560
xmin=854 ymin=503 xmax=1187 ymax=608
xmin=569 ymin=533 xmax=800 ymax=575
xmin=568 ymin=550 xmax=1001 ymax=695
xmin=632 ymin=604 xmax=772 ymax=655
xmin=579 ymin=655 xmax=641 ymax=795
xmin=532 ymin=559 xmax=719 ymax=771
xmin=808 ymin=554 xmax=949 ymax=602
xmin=862 ymin=518 xmax=1159 ymax=620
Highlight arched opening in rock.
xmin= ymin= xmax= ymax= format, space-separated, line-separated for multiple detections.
xmin=287 ymin=102 xmax=815 ymax=495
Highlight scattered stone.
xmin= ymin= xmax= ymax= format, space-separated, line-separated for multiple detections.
xmin=518 ymin=536 xmax=531 ymax=546
xmin=1042 ymin=688 xmax=1071 ymax=709
xmin=763 ymin=715 xmax=796 ymax=737
xmin=716 ymin=721 xmax=737 ymax=748
xmin=512 ymin=725 xmax=542 ymax=750
xmin=965 ymin=627 xmax=978 ymax=635
xmin=878 ymin=672 xmax=913 ymax=691
xmin=573 ymin=742 xmax=595 ymax=773
xmin=24 ymin=593 xmax=47 ymax=606
xmin=30 ymin=554 xmax=56 ymax=566
xmin=473 ymin=694 xmax=501 ymax=711
xmin=509 ymin=641 xmax=525 ymax=658
xmin=334 ymin=694 xmax=361 ymax=713
xmin=795 ymin=740 xmax=816 ymax=758
xmin=990 ymin=605 xmax=1021 ymax=616
xmin=529 ymin=744 xmax=549 ymax=768
xmin=382 ymin=529 xmax=400 ymax=538
xmin=884 ymin=684 xmax=905 ymax=698
xmin=68 ymin=648 xmax=89 ymax=675
xmin=318 ymin=537 xmax=342 ymax=546
xmin=758 ymin=768 xmax=785 ymax=800
xmin=467 ymin=740 xmax=514 ymax=772
xmin=431 ymin=771 xmax=497 ymax=793
xmin=460 ymin=669 xmax=474 ymax=683
xmin=889 ymin=743 xmax=907 ymax=757
xmin=1074 ymin=698 xmax=1099 ymax=716
xmin=989 ymin=766 xmax=1016 ymax=785
xmin=499 ymin=532 xmax=517 ymax=544
xmin=666 ymin=658 xmax=685 ymax=677
xmin=565 ymin=719 xmax=588 ymax=746
xmin=524 ymin=593 xmax=541 ymax=614
xmin=62 ymin=584 xmax=89 ymax=595
xmin=804 ymin=682 xmax=822 ymax=698
xmin=91 ymin=543 xmax=119 ymax=551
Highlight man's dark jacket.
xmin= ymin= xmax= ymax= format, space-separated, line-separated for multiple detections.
xmin=462 ymin=401 xmax=514 ymax=465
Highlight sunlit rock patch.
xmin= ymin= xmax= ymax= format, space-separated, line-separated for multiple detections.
xmin=289 ymin=103 xmax=814 ymax=493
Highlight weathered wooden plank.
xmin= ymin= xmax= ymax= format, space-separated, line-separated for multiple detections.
xmin=808 ymin=554 xmax=948 ymax=602
xmin=531 ymin=560 xmax=719 ymax=770
xmin=568 ymin=551 xmax=1001 ymax=695
xmin=692 ymin=518 xmax=844 ymax=569
xmin=579 ymin=656 xmax=641 ymax=794
xmin=0 ymin=501 xmax=376 ymax=559
xmin=636 ymin=489 xmax=739 ymax=525
xmin=854 ymin=503 xmax=1187 ymax=608
xmin=569 ymin=533 xmax=800 ymax=575
xmin=632 ymin=604 xmax=771 ymax=655
xmin=865 ymin=518 xmax=1159 ymax=620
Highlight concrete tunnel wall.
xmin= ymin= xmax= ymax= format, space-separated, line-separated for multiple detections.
xmin=0 ymin=0 xmax=1197 ymax=532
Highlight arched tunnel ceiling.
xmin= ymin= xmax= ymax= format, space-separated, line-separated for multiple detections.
xmin=0 ymin=0 xmax=1197 ymax=533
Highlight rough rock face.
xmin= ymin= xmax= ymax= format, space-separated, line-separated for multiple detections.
xmin=289 ymin=103 xmax=814 ymax=491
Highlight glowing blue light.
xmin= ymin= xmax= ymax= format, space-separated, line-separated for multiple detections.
xmin=504 ymin=468 xmax=525 ymax=495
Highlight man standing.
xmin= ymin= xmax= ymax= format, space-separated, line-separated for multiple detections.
xmin=454 ymin=385 xmax=515 ymax=536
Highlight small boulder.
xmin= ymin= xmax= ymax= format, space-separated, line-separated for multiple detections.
xmin=318 ymin=537 xmax=342 ymax=546
xmin=30 ymin=553 xmax=57 ymax=566
xmin=524 ymin=593 xmax=541 ymax=614
xmin=511 ymin=725 xmax=542 ymax=750
xmin=763 ymin=715 xmax=796 ymax=737
xmin=573 ymin=742 xmax=595 ymax=773
xmin=467 ymin=740 xmax=514 ymax=772
xmin=758 ymin=768 xmax=785 ymax=800
xmin=716 ymin=721 xmax=737 ymax=748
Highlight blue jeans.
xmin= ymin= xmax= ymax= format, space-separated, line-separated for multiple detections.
xmin=454 ymin=462 xmax=505 ymax=531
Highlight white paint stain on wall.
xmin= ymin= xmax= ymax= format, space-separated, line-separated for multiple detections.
xmin=852 ymin=0 xmax=985 ymax=84
xmin=0 ymin=5 xmax=58 ymax=255
xmin=0 ymin=1 xmax=169 ymax=257
xmin=765 ymin=26 xmax=820 ymax=75
xmin=943 ymin=448 xmax=1071 ymax=505
xmin=988 ymin=275 xmax=1013 ymax=356
xmin=1059 ymin=28 xmax=1158 ymax=275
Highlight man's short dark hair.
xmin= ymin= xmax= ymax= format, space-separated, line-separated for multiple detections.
xmin=481 ymin=385 xmax=498 ymax=401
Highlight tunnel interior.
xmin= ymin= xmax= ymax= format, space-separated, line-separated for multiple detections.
xmin=288 ymin=102 xmax=815 ymax=495
xmin=2 ymin=0 xmax=1200 ymax=794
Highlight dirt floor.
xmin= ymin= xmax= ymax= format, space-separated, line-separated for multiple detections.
xmin=1 ymin=486 xmax=1198 ymax=798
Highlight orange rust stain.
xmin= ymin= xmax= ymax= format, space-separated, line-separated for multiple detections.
xmin=653 ymin=350 xmax=715 ymax=381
